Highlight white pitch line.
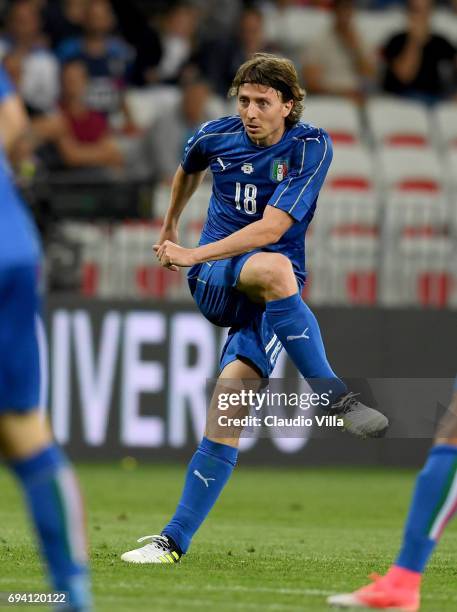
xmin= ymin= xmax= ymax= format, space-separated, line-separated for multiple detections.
xmin=107 ymin=593 xmax=307 ymax=611
xmin=117 ymin=581 xmax=334 ymax=597
xmin=114 ymin=580 xmax=457 ymax=602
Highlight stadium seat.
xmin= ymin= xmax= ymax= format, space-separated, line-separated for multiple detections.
xmin=377 ymin=146 xmax=443 ymax=191
xmin=432 ymin=8 xmax=457 ymax=46
xmin=434 ymin=102 xmax=457 ymax=150
xmin=315 ymin=144 xmax=379 ymax=238
xmin=59 ymin=222 xmax=112 ymax=297
xmin=153 ymin=182 xmax=211 ymax=239
xmin=366 ymin=97 xmax=431 ymax=147
xmin=125 ymin=87 xmax=226 ymax=129
xmin=376 ymin=144 xmax=452 ymax=307
xmin=309 ymin=233 xmax=379 ymax=306
xmin=310 ymin=145 xmax=379 ymax=305
xmin=125 ymin=86 xmax=180 ymax=129
xmin=380 ymin=236 xmax=454 ymax=307
xmin=111 ymin=222 xmax=188 ymax=299
xmin=379 ymin=146 xmax=449 ymax=252
xmin=263 ymin=7 xmax=329 ymax=59
xmin=445 ymin=149 xmax=457 ymax=196
xmin=355 ymin=9 xmax=406 ymax=50
xmin=302 ymin=97 xmax=362 ymax=144
xmin=326 ymin=144 xmax=375 ymax=186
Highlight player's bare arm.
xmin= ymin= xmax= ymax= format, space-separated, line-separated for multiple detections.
xmin=159 ymin=165 xmax=207 ymax=241
xmin=0 ymin=94 xmax=28 ymax=156
xmin=154 ymin=205 xmax=294 ymax=268
xmin=155 ymin=165 xmax=206 ymax=270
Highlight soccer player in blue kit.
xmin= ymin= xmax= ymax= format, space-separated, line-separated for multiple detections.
xmin=0 ymin=68 xmax=91 ymax=610
xmin=329 ymin=376 xmax=457 ymax=611
xmin=121 ymin=53 xmax=388 ymax=564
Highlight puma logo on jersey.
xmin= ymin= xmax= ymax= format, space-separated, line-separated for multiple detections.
xmin=217 ymin=157 xmax=231 ymax=171
xmin=286 ymin=328 xmax=310 ymax=341
xmin=305 ymin=136 xmax=321 ymax=143
xmin=193 ymin=470 xmax=216 ymax=487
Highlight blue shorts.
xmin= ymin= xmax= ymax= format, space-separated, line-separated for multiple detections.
xmin=188 ymin=251 xmax=290 ymax=378
xmin=0 ymin=263 xmax=41 ymax=412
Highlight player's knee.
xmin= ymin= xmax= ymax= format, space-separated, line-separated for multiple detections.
xmin=0 ymin=411 xmax=52 ymax=459
xmin=253 ymin=254 xmax=296 ymax=300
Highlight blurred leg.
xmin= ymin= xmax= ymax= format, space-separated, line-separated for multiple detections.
xmin=0 ymin=410 xmax=91 ymax=611
xmin=394 ymin=391 xmax=457 ymax=573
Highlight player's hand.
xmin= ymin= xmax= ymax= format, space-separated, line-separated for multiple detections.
xmin=153 ymin=240 xmax=197 ymax=269
xmin=155 ymin=227 xmax=180 ymax=270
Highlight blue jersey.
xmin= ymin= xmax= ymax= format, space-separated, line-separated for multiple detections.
xmin=181 ymin=115 xmax=333 ymax=282
xmin=0 ymin=67 xmax=41 ymax=411
xmin=0 ymin=67 xmax=40 ymax=267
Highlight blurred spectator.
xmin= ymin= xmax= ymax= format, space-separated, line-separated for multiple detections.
xmin=42 ymin=0 xmax=88 ymax=49
xmin=56 ymin=0 xmax=132 ymax=117
xmin=193 ymin=7 xmax=275 ymax=97
xmin=147 ymin=77 xmax=214 ymax=183
xmin=192 ymin=0 xmax=242 ymax=38
xmin=60 ymin=61 xmax=114 ymax=148
xmin=155 ymin=1 xmax=200 ymax=84
xmin=110 ymin=0 xmax=162 ymax=87
xmin=0 ymin=0 xmax=59 ymax=114
xmin=382 ymin=0 xmax=457 ymax=103
xmin=3 ymin=51 xmax=22 ymax=90
xmin=22 ymin=58 xmax=155 ymax=181
xmin=302 ymin=0 xmax=376 ymax=103
xmin=31 ymin=60 xmax=123 ymax=171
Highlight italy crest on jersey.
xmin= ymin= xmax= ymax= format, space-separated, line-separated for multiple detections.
xmin=271 ymin=159 xmax=289 ymax=182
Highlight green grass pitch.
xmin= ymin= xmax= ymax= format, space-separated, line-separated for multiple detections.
xmin=1 ymin=462 xmax=457 ymax=611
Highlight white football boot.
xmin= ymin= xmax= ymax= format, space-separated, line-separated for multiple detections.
xmin=331 ymin=392 xmax=389 ymax=438
xmin=121 ymin=535 xmax=182 ymax=564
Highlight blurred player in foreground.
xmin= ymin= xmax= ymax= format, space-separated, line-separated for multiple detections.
xmin=0 ymin=67 xmax=91 ymax=611
xmin=122 ymin=53 xmax=388 ymax=564
xmin=329 ymin=376 xmax=457 ymax=611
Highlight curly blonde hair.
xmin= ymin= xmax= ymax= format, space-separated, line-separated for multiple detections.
xmin=228 ymin=53 xmax=306 ymax=127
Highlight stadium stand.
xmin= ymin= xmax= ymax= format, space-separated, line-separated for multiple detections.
xmin=2 ymin=1 xmax=455 ymax=308
xmin=302 ymin=97 xmax=362 ymax=144
xmin=434 ymin=102 xmax=457 ymax=150
xmin=311 ymin=144 xmax=379 ymax=305
xmin=366 ymin=97 xmax=432 ymax=148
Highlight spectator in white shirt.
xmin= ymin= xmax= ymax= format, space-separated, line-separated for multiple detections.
xmin=0 ymin=0 xmax=59 ymax=114
xmin=302 ymin=0 xmax=376 ymax=103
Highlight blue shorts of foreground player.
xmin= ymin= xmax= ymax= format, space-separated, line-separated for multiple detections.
xmin=0 ymin=263 xmax=41 ymax=412
xmin=188 ymin=251 xmax=305 ymax=378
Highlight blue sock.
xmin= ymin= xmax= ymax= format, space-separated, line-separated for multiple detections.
xmin=10 ymin=445 xmax=91 ymax=610
xmin=265 ymin=293 xmax=347 ymax=398
xmin=162 ymin=437 xmax=238 ymax=553
xmin=396 ymin=445 xmax=457 ymax=573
